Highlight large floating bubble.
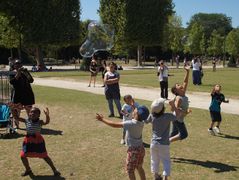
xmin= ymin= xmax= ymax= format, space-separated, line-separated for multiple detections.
xmin=79 ymin=21 xmax=114 ymax=58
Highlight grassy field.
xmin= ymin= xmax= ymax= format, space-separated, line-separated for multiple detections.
xmin=0 ymin=86 xmax=238 ymax=180
xmin=33 ymin=67 xmax=239 ymax=98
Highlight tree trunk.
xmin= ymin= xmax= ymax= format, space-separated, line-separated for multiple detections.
xmin=35 ymin=47 xmax=45 ymax=71
xmin=137 ymin=45 xmax=142 ymax=67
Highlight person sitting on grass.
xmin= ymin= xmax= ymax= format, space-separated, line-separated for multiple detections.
xmin=11 ymin=106 xmax=60 ymax=177
xmin=96 ymin=105 xmax=149 ymax=180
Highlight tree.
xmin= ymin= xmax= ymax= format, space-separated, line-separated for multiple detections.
xmin=0 ymin=0 xmax=81 ymax=68
xmin=185 ymin=22 xmax=205 ymax=55
xmin=99 ymin=0 xmax=173 ymax=66
xmin=225 ymin=29 xmax=239 ymax=66
xmin=207 ymin=30 xmax=224 ymax=56
xmin=167 ymin=14 xmax=184 ymax=64
xmin=187 ymin=13 xmax=232 ymax=39
xmin=0 ymin=15 xmax=20 ymax=57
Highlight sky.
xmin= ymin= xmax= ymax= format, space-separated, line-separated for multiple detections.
xmin=80 ymin=0 xmax=239 ymax=28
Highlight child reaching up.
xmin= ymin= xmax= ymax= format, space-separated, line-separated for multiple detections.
xmin=120 ymin=95 xmax=140 ymax=145
xmin=96 ymin=105 xmax=149 ymax=180
xmin=208 ymin=84 xmax=229 ymax=135
xmin=169 ymin=65 xmax=191 ymax=142
xmin=12 ymin=106 xmax=60 ymax=177
xmin=144 ymin=98 xmax=177 ymax=180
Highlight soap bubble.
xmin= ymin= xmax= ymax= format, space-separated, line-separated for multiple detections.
xmin=79 ymin=21 xmax=114 ymax=58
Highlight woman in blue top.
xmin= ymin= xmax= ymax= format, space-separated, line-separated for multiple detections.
xmin=208 ymin=84 xmax=229 ymax=135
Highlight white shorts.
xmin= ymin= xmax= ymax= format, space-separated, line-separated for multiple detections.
xmin=150 ymin=144 xmax=171 ymax=176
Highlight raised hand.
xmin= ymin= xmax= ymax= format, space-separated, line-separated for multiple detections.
xmin=43 ymin=107 xmax=50 ymax=117
xmin=96 ymin=113 xmax=103 ymax=121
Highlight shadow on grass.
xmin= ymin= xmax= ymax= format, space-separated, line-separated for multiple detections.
xmin=18 ymin=128 xmax=63 ymax=136
xmin=29 ymin=174 xmax=65 ymax=180
xmin=172 ymin=157 xmax=238 ymax=173
xmin=41 ymin=128 xmax=63 ymax=136
xmin=0 ymin=132 xmax=24 ymax=139
xmin=216 ymin=133 xmax=239 ymax=140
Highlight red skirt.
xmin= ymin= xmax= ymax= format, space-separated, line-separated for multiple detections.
xmin=20 ymin=133 xmax=48 ymax=158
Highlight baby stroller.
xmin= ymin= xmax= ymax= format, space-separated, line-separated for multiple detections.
xmin=0 ymin=71 xmax=16 ymax=136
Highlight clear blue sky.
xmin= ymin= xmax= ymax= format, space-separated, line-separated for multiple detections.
xmin=80 ymin=0 xmax=239 ymax=27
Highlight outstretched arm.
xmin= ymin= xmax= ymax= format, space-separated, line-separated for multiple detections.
xmin=96 ymin=113 xmax=123 ymax=128
xmin=182 ymin=65 xmax=190 ymax=92
xmin=41 ymin=108 xmax=50 ymax=125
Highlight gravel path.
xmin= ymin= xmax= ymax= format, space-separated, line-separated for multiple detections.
xmin=33 ymin=78 xmax=239 ymax=115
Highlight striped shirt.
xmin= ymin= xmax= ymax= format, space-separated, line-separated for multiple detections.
xmin=25 ymin=119 xmax=41 ymax=134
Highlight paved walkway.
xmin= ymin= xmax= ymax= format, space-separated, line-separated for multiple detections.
xmin=33 ymin=78 xmax=239 ymax=115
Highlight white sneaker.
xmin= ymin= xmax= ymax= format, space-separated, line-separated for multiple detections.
xmin=120 ymin=139 xmax=125 ymax=145
xmin=208 ymin=129 xmax=215 ymax=135
xmin=213 ymin=127 xmax=221 ymax=134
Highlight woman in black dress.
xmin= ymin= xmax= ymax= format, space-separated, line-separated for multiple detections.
xmin=10 ymin=60 xmax=35 ymax=122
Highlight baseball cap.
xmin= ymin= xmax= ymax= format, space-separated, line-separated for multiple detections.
xmin=137 ymin=105 xmax=149 ymax=121
xmin=151 ymin=98 xmax=165 ymax=113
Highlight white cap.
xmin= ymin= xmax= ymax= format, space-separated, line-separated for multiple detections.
xmin=151 ymin=98 xmax=165 ymax=113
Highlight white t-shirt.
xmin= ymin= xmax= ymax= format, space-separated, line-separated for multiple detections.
xmin=158 ymin=66 xmax=168 ymax=82
xmin=192 ymin=60 xmax=201 ymax=71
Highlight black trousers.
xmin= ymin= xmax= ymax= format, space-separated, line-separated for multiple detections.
xmin=160 ymin=81 xmax=168 ymax=99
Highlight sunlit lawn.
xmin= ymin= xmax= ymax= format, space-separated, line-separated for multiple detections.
xmin=33 ymin=67 xmax=239 ymax=97
xmin=0 ymin=86 xmax=238 ymax=179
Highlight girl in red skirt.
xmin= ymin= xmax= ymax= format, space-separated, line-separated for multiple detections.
xmin=12 ymin=106 xmax=60 ymax=177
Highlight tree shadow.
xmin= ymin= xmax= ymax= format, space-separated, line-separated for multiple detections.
xmin=216 ymin=133 xmax=239 ymax=140
xmin=30 ymin=174 xmax=65 ymax=180
xmin=172 ymin=157 xmax=238 ymax=173
xmin=41 ymin=128 xmax=63 ymax=136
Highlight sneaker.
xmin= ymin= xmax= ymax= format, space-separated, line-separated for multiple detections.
xmin=120 ymin=139 xmax=125 ymax=145
xmin=21 ymin=170 xmax=33 ymax=177
xmin=108 ymin=114 xmax=115 ymax=117
xmin=213 ymin=127 xmax=221 ymax=134
xmin=208 ymin=129 xmax=215 ymax=135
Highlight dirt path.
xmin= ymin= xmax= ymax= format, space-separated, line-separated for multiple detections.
xmin=34 ymin=78 xmax=239 ymax=115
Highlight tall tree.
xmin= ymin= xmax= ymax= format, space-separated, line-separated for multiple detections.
xmin=187 ymin=13 xmax=232 ymax=39
xmin=207 ymin=30 xmax=224 ymax=56
xmin=0 ymin=0 xmax=81 ymax=67
xmin=99 ymin=0 xmax=173 ymax=65
xmin=225 ymin=28 xmax=239 ymax=66
xmin=185 ymin=22 xmax=205 ymax=55
xmin=167 ymin=14 xmax=184 ymax=64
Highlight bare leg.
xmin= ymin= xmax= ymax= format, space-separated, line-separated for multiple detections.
xmin=43 ymin=157 xmax=59 ymax=174
xmin=24 ymin=105 xmax=32 ymax=117
xmin=128 ymin=172 xmax=136 ymax=180
xmin=216 ymin=121 xmax=221 ymax=128
xmin=21 ymin=157 xmax=31 ymax=171
xmin=163 ymin=176 xmax=169 ymax=180
xmin=137 ymin=165 xmax=146 ymax=180
xmin=88 ymin=76 xmax=92 ymax=86
xmin=209 ymin=122 xmax=215 ymax=129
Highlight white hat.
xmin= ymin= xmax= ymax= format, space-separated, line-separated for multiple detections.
xmin=151 ymin=98 xmax=165 ymax=113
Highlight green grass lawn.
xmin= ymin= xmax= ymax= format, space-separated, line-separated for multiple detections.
xmin=0 ymin=86 xmax=238 ymax=179
xmin=33 ymin=67 xmax=239 ymax=98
